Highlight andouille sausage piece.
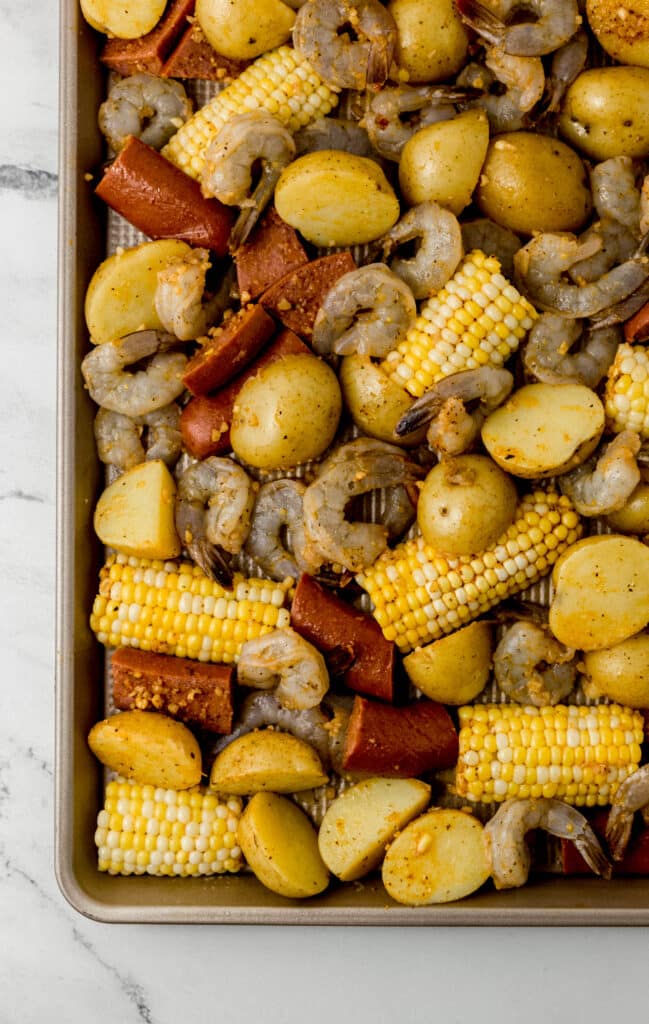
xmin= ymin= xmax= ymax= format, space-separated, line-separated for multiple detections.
xmin=561 ymin=810 xmax=649 ymax=876
xmin=95 ymin=136 xmax=234 ymax=254
xmin=236 ymin=207 xmax=308 ymax=301
xmin=161 ymin=23 xmax=249 ymax=80
xmin=260 ymin=252 xmax=356 ymax=339
xmin=111 ymin=647 xmax=234 ymax=734
xmin=180 ymin=328 xmax=308 ymax=458
xmin=290 ymin=573 xmax=396 ymax=702
xmin=182 ymin=303 xmax=276 ymax=395
xmin=101 ymin=0 xmax=195 ymax=75
xmin=624 ymin=301 xmax=649 ymax=344
xmin=342 ymin=696 xmax=458 ymax=777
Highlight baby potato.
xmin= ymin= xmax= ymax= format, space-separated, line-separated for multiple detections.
xmin=209 ymin=729 xmax=328 ymax=794
xmin=195 ymin=0 xmax=295 ymax=60
xmin=239 ymin=793 xmax=329 ymax=899
xmin=399 ymin=109 xmax=489 ymax=215
xmin=230 ymin=353 xmax=342 ymax=470
xmin=339 ymin=355 xmax=425 ymax=446
xmin=382 ymin=809 xmax=491 ymax=906
xmin=388 ymin=0 xmax=469 ymax=83
xmin=582 ymin=632 xmax=649 ymax=708
xmin=586 ymin=0 xmax=649 ymax=67
xmin=606 ymin=481 xmax=649 ymax=534
xmin=476 ymin=132 xmax=591 ymax=234
xmin=403 ymin=622 xmax=492 ymax=705
xmin=93 ymin=459 xmax=181 ymax=560
xmin=85 ymin=239 xmax=192 ymax=345
xmin=88 ymin=710 xmax=202 ymax=789
xmin=274 ymin=151 xmax=400 ymax=247
xmin=80 ymin=0 xmax=166 ymax=37
xmin=481 ymin=383 xmax=605 ymax=478
xmin=559 ymin=66 xmax=649 ymax=160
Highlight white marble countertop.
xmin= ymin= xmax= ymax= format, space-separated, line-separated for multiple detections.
xmin=3 ymin=3 xmax=649 ymax=1021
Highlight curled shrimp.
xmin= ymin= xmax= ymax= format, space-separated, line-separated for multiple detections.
xmin=567 ymin=160 xmax=642 ymax=287
xmin=457 ymin=49 xmax=545 ymax=133
xmin=175 ymin=457 xmax=255 ymax=585
xmin=559 ymin=431 xmax=642 ymax=516
xmin=456 ymin=0 xmax=581 ymax=57
xmin=312 ymin=265 xmax=416 ymax=358
xmin=605 ymin=765 xmax=649 ymax=862
xmin=541 ymin=28 xmax=588 ymax=116
xmin=81 ymin=330 xmax=186 ymax=418
xmin=523 ymin=314 xmax=620 ymax=388
xmin=292 ymin=0 xmax=397 ymax=91
xmin=237 ymin=627 xmax=330 ymax=711
xmin=245 ymin=479 xmax=319 ymax=583
xmin=302 ymin=438 xmax=421 ymax=572
xmin=98 ymin=73 xmax=192 ymax=152
xmin=295 ymin=117 xmax=375 ymax=158
xmin=200 ymin=111 xmax=296 ymax=251
xmin=484 ymin=798 xmax=612 ymax=889
xmin=94 ymin=403 xmax=182 ymax=472
xmin=493 ymin=621 xmax=576 ymax=706
xmin=461 ymin=219 xmax=521 ymax=280
xmin=154 ymin=250 xmax=234 ymax=342
xmin=362 ymin=85 xmax=480 ymax=161
xmin=378 ymin=202 xmax=463 ymax=300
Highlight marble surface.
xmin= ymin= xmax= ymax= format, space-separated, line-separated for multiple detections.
xmin=2 ymin=4 xmax=649 ymax=1021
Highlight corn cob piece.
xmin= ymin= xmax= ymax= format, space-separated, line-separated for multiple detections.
xmin=357 ymin=491 xmax=582 ymax=654
xmin=456 ymin=703 xmax=644 ymax=807
xmin=90 ymin=553 xmax=291 ymax=663
xmin=95 ymin=779 xmax=244 ymax=876
xmin=162 ymin=45 xmax=340 ymax=180
xmin=605 ymin=342 xmax=649 ymax=438
xmin=382 ymin=250 xmax=538 ymax=398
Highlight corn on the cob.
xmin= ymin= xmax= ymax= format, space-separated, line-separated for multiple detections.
xmin=90 ymin=553 xmax=291 ymax=663
xmin=605 ymin=342 xmax=649 ymax=438
xmin=95 ymin=779 xmax=244 ymax=876
xmin=162 ymin=45 xmax=340 ymax=180
xmin=456 ymin=703 xmax=644 ymax=806
xmin=382 ymin=250 xmax=538 ymax=398
xmin=357 ymin=491 xmax=582 ymax=653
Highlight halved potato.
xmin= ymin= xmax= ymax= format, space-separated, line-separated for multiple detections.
xmin=403 ymin=622 xmax=492 ymax=705
xmin=93 ymin=459 xmax=181 ymax=559
xmin=209 ymin=730 xmax=328 ymax=795
xmin=239 ymin=793 xmax=330 ymax=898
xmin=481 ymin=383 xmax=604 ymax=477
xmin=382 ymin=809 xmax=491 ymax=905
xmin=339 ymin=355 xmax=425 ymax=446
xmin=88 ymin=710 xmax=202 ymax=789
xmin=80 ymin=0 xmax=166 ymax=37
xmin=399 ymin=109 xmax=490 ymax=215
xmin=318 ymin=777 xmax=431 ymax=881
xmin=582 ymin=631 xmax=649 ymax=707
xmin=196 ymin=0 xmax=295 ymax=59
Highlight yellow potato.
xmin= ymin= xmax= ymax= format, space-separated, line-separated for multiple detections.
xmin=388 ymin=0 xmax=468 ymax=82
xmin=93 ymin=460 xmax=181 ymax=559
xmin=404 ymin=622 xmax=492 ymax=705
xmin=382 ymin=809 xmax=491 ymax=905
xmin=586 ymin=0 xmax=649 ymax=66
xmin=549 ymin=536 xmax=649 ymax=651
xmin=318 ymin=778 xmax=431 ymax=881
xmin=559 ymin=66 xmax=649 ymax=160
xmin=339 ymin=355 xmax=425 ymax=446
xmin=85 ymin=239 xmax=192 ymax=345
xmin=399 ymin=110 xmax=489 ymax=215
xmin=88 ymin=710 xmax=202 ymax=789
xmin=481 ymin=383 xmax=604 ymax=478
xmin=606 ymin=482 xmax=649 ymax=534
xmin=239 ymin=793 xmax=329 ymax=898
xmin=582 ymin=632 xmax=649 ymax=707
xmin=80 ymin=0 xmax=166 ymax=37
xmin=274 ymin=151 xmax=400 ymax=246
xmin=209 ymin=730 xmax=328 ymax=795
xmin=196 ymin=0 xmax=295 ymax=60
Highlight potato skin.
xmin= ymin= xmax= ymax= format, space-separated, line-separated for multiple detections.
xmin=196 ymin=0 xmax=295 ymax=60
xmin=239 ymin=793 xmax=329 ymax=898
xmin=582 ymin=632 xmax=649 ymax=708
xmin=339 ymin=355 xmax=424 ymax=446
xmin=476 ymin=132 xmax=591 ymax=234
xmin=559 ymin=66 xmax=649 ymax=160
xmin=586 ymin=1 xmax=649 ymax=70
xmin=403 ymin=622 xmax=492 ymax=705
xmin=80 ymin=0 xmax=166 ymax=37
xmin=93 ymin=459 xmax=181 ymax=560
xmin=209 ymin=729 xmax=328 ymax=794
xmin=389 ymin=0 xmax=468 ymax=82
xmin=606 ymin=482 xmax=649 ymax=534
xmin=87 ymin=710 xmax=202 ymax=789
xmin=399 ymin=110 xmax=489 ymax=215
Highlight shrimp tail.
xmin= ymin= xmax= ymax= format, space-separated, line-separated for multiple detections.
xmin=187 ymin=538 xmax=234 ymax=588
xmin=455 ymin=0 xmax=503 ymax=45
xmin=229 ymin=168 xmax=282 ymax=252
xmin=395 ymin=394 xmax=439 ymax=436
xmin=605 ymin=807 xmax=634 ymax=862
xmin=574 ymin=829 xmax=613 ymax=879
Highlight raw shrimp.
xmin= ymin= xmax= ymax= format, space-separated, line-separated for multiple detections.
xmin=363 ymin=85 xmax=479 ymax=161
xmin=542 ymin=28 xmax=588 ymax=115
xmin=200 ymin=111 xmax=296 ymax=250
xmin=245 ymin=479 xmax=319 ymax=582
xmin=455 ymin=0 xmax=581 ymax=57
xmin=302 ymin=438 xmax=421 ymax=572
xmin=591 ymin=157 xmax=642 ymax=236
xmin=493 ymin=621 xmax=576 ymax=706
xmin=378 ymin=203 xmax=463 ymax=300
xmin=457 ymin=49 xmax=545 ymax=133
xmin=237 ymin=627 xmax=330 ymax=710
xmin=461 ymin=219 xmax=521 ymax=280
xmin=312 ymin=264 xmax=416 ymax=358
xmin=559 ymin=431 xmax=642 ymax=516
xmin=175 ymin=457 xmax=255 ymax=585
xmin=81 ymin=329 xmax=187 ymax=417
xmin=523 ymin=314 xmax=620 ymax=388
xmin=94 ymin=403 xmax=182 ymax=471
xmin=605 ymin=765 xmax=649 ymax=862
xmin=484 ymin=798 xmax=611 ymax=889
xmin=98 ymin=73 xmax=192 ymax=152
xmin=292 ymin=0 xmax=397 ymax=91
xmin=295 ymin=117 xmax=375 ymax=158
xmin=154 ymin=250 xmax=234 ymax=341
xmin=381 ymin=484 xmax=417 ymax=541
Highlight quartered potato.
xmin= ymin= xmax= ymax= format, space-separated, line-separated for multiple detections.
xmin=88 ymin=710 xmax=202 ymax=789
xmin=239 ymin=793 xmax=330 ymax=898
xmin=549 ymin=536 xmax=649 ymax=650
xmin=93 ymin=459 xmax=181 ymax=560
xmin=318 ymin=777 xmax=431 ymax=881
xmin=582 ymin=632 xmax=649 ymax=707
xmin=399 ymin=110 xmax=490 ymax=215
xmin=209 ymin=730 xmax=328 ymax=795
xmin=80 ymin=0 xmax=166 ymax=37
xmin=403 ymin=622 xmax=493 ymax=705
xmin=339 ymin=355 xmax=424 ymax=446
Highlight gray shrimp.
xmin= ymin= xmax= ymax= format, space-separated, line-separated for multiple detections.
xmin=362 ymin=85 xmax=479 ymax=161
xmin=381 ymin=484 xmax=417 ymax=541
xmin=523 ymin=314 xmax=620 ymax=388
xmin=456 ymin=0 xmax=581 ymax=57
xmin=312 ymin=264 xmax=416 ymax=358
xmin=94 ymin=403 xmax=182 ymax=472
xmin=605 ymin=765 xmax=649 ymax=862
xmin=542 ymin=28 xmax=588 ymax=115
xmin=200 ymin=111 xmax=296 ymax=250
xmin=484 ymin=798 xmax=611 ymax=890
xmin=81 ymin=329 xmax=186 ymax=418
xmin=98 ymin=73 xmax=192 ymax=152
xmin=237 ymin=627 xmax=330 ymax=711
xmin=154 ymin=249 xmax=234 ymax=342
xmin=567 ymin=159 xmax=643 ymax=285
xmin=457 ymin=49 xmax=545 ymax=133
xmin=493 ymin=620 xmax=576 ymax=707
xmin=294 ymin=117 xmax=375 ymax=158
xmin=641 ymin=174 xmax=649 ymax=236
xmin=461 ymin=219 xmax=522 ymax=280
xmin=559 ymin=431 xmax=642 ymax=516
xmin=378 ymin=202 xmax=463 ymax=300
xmin=245 ymin=479 xmax=319 ymax=582
xmin=292 ymin=0 xmax=397 ymax=91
